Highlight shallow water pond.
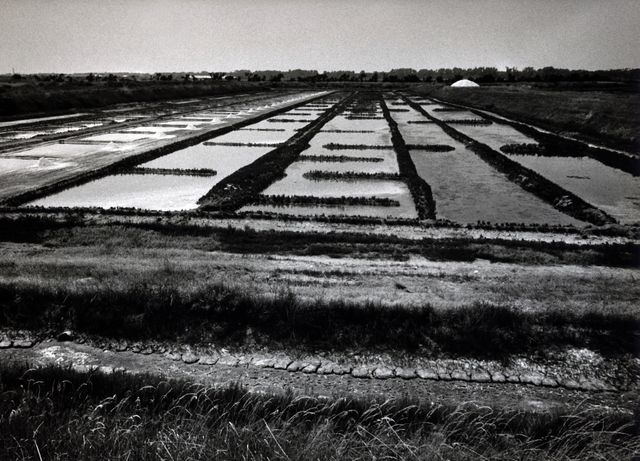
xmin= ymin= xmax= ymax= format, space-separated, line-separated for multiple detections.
xmin=140 ymin=144 xmax=273 ymax=179
xmin=290 ymin=154 xmax=399 ymax=175
xmin=246 ymin=120 xmax=306 ymax=132
xmin=388 ymin=107 xmax=456 ymax=145
xmin=505 ymin=154 xmax=640 ymax=224
xmin=323 ymin=116 xmax=388 ymax=132
xmin=410 ymin=146 xmax=583 ymax=226
xmin=311 ymin=130 xmax=392 ymax=147
xmin=453 ymin=123 xmax=536 ymax=151
xmin=259 ymin=162 xmax=410 ymax=199
xmin=210 ymin=129 xmax=292 ymax=144
xmin=81 ymin=132 xmax=161 ymax=143
xmin=299 ymin=148 xmax=397 ymax=171
xmin=27 ymin=174 xmax=216 ymax=211
xmin=7 ymin=142 xmax=106 ymax=159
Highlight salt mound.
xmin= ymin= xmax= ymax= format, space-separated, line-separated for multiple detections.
xmin=451 ymin=79 xmax=479 ymax=88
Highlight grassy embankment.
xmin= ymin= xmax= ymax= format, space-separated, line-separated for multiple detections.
xmin=414 ymin=84 xmax=640 ymax=154
xmin=0 ymin=215 xmax=637 ymax=359
xmin=0 ymin=79 xmax=267 ymax=119
xmin=1 ymin=364 xmax=636 ymax=460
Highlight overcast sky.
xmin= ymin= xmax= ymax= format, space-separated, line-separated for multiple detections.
xmin=1 ymin=0 xmax=638 ymax=73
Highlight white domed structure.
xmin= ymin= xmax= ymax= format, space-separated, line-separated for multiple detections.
xmin=451 ymin=79 xmax=479 ymax=88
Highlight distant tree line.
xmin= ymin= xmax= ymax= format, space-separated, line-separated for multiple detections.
xmin=4 ymin=67 xmax=638 ymax=85
xmin=225 ymin=67 xmax=640 ymax=84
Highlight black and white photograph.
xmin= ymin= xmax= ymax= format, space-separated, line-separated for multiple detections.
xmin=0 ymin=0 xmax=638 ymax=459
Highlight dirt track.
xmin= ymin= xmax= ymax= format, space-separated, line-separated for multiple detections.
xmin=1 ymin=341 xmax=636 ymax=414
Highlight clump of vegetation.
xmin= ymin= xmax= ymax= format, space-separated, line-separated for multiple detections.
xmin=320 ymin=129 xmax=376 ymax=133
xmin=303 ymin=170 xmax=402 ymax=181
xmin=500 ymin=143 xmax=548 ymax=155
xmin=267 ymin=118 xmax=311 ymax=123
xmin=297 ymin=155 xmax=384 ymax=163
xmin=203 ymin=141 xmax=282 ymax=147
xmin=251 ymin=194 xmax=401 ymax=207
xmin=124 ymin=167 xmax=217 ymax=177
xmin=238 ymin=128 xmax=286 ymax=132
xmin=323 ymin=143 xmax=394 ymax=150
xmin=1 ymin=364 xmax=636 ymax=461
xmin=406 ymin=144 xmax=455 ymax=152
xmin=444 ymin=119 xmax=493 ymax=125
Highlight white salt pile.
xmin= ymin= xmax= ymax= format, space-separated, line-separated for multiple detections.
xmin=451 ymin=79 xmax=479 ymax=87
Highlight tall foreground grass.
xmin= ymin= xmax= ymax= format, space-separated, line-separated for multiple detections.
xmin=0 ymin=364 xmax=637 ymax=460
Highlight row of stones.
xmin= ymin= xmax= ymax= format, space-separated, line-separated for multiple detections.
xmin=0 ymin=336 xmax=621 ymax=393
xmin=0 ymin=339 xmax=35 ymax=349
xmin=166 ymin=351 xmax=618 ymax=392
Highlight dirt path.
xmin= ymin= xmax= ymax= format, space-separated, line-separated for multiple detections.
xmin=0 ymin=341 xmax=635 ymax=415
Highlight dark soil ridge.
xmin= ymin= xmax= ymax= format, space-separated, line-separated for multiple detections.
xmin=400 ymin=94 xmax=616 ymax=226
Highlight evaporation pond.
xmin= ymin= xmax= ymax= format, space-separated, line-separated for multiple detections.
xmin=505 ymin=155 xmax=640 ymax=224
xmin=0 ymin=158 xmax=41 ymax=173
xmin=81 ymin=133 xmax=153 ymax=143
xmin=140 ymin=144 xmax=271 ymax=179
xmin=410 ymin=146 xmax=583 ymax=226
xmin=27 ymin=174 xmax=216 ymax=211
xmin=453 ymin=123 xmax=536 ymax=151
xmin=311 ymin=130 xmax=392 ymax=147
xmin=210 ymin=129 xmax=291 ymax=144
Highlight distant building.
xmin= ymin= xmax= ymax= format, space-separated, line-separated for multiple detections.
xmin=192 ymin=74 xmax=212 ymax=80
xmin=451 ymin=79 xmax=479 ymax=87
